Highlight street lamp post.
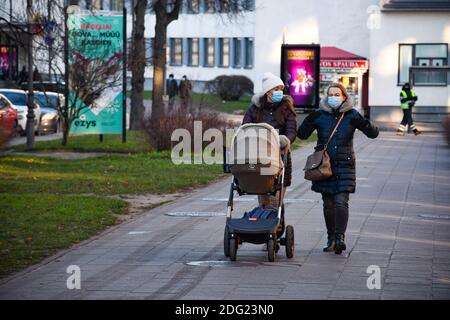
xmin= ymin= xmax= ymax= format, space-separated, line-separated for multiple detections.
xmin=26 ymin=0 xmax=35 ymax=150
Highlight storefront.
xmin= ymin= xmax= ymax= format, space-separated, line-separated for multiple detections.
xmin=320 ymin=47 xmax=369 ymax=117
xmin=0 ymin=45 xmax=18 ymax=81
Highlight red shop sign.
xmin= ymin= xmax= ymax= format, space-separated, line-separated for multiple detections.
xmin=320 ymin=60 xmax=368 ymax=69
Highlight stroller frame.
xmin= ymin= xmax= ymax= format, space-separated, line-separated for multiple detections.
xmin=223 ymin=150 xmax=295 ymax=262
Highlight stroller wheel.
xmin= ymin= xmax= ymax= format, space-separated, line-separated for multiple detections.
xmin=285 ymin=225 xmax=295 ymax=259
xmin=229 ymin=238 xmax=237 ymax=261
xmin=223 ymin=227 xmax=230 ymax=257
xmin=267 ymin=239 xmax=276 ymax=262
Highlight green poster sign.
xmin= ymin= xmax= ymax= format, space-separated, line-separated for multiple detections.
xmin=67 ymin=14 xmax=124 ymax=134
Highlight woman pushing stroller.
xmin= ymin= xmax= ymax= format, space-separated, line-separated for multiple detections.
xmin=223 ymin=72 xmax=296 ymax=261
xmin=242 ymin=72 xmax=297 ymax=208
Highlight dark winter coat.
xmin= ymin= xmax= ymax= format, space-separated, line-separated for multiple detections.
xmin=297 ymin=96 xmax=379 ymax=194
xmin=242 ymin=94 xmax=297 ymax=186
xmin=166 ymin=78 xmax=178 ymax=97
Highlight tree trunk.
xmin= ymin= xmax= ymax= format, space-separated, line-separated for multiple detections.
xmin=62 ymin=122 xmax=69 ymax=146
xmin=151 ymin=16 xmax=167 ymax=122
xmin=130 ymin=0 xmax=147 ymax=130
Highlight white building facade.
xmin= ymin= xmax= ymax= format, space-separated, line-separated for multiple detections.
xmin=2 ymin=0 xmax=449 ymax=128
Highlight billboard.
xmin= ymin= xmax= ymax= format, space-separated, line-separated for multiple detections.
xmin=281 ymin=44 xmax=320 ymax=110
xmin=67 ymin=14 xmax=124 ymax=134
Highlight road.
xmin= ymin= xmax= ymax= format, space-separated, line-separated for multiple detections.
xmin=1 ymin=131 xmax=450 ymax=299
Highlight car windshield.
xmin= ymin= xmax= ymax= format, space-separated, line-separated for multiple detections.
xmin=0 ymin=91 xmax=27 ymax=105
xmin=35 ymin=94 xmax=58 ymax=109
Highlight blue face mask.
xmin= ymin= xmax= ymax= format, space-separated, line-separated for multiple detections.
xmin=271 ymin=91 xmax=283 ymax=103
xmin=327 ymin=96 xmax=342 ymax=109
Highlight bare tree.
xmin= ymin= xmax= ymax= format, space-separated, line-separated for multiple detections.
xmin=129 ymin=0 xmax=148 ymax=130
xmin=149 ymin=0 xmax=182 ymax=122
xmin=131 ymin=0 xmax=248 ymax=124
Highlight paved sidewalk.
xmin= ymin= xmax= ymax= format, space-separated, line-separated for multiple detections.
xmin=0 ymin=131 xmax=449 ymax=300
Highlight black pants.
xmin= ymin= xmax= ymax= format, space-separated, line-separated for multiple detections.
xmin=321 ymin=192 xmax=350 ymax=239
xmin=400 ymin=108 xmax=414 ymax=127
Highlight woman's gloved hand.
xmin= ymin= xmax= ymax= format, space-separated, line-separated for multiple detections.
xmin=279 ymin=135 xmax=290 ymax=149
xmin=350 ymin=117 xmax=370 ymax=129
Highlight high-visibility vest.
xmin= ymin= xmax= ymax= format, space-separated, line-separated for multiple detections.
xmin=400 ymin=89 xmax=416 ymax=109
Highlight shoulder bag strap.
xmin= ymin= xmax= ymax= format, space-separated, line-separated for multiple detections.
xmin=324 ymin=112 xmax=346 ymax=151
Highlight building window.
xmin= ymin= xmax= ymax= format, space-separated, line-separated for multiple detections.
xmin=219 ymin=38 xmax=230 ymax=67
xmin=146 ymin=1 xmax=154 ymax=13
xmin=90 ymin=0 xmax=103 ymax=10
xmin=244 ymin=37 xmax=254 ymax=68
xmin=203 ymin=38 xmax=215 ymax=67
xmin=145 ymin=38 xmax=154 ymax=65
xmin=398 ymin=43 xmax=448 ymax=86
xmin=188 ymin=38 xmax=199 ymax=66
xmin=110 ymin=0 xmax=124 ymax=11
xmin=170 ymin=38 xmax=183 ymax=66
xmin=233 ymin=38 xmax=242 ymax=68
xmin=243 ymin=0 xmax=255 ymax=11
xmin=204 ymin=0 xmax=216 ymax=13
xmin=218 ymin=0 xmax=230 ymax=13
xmin=187 ymin=0 xmax=200 ymax=13
xmin=399 ymin=44 xmax=413 ymax=85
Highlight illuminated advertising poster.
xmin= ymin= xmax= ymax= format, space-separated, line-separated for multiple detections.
xmin=67 ymin=14 xmax=124 ymax=134
xmin=281 ymin=45 xmax=320 ymax=109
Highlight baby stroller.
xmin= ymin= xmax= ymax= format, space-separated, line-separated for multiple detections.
xmin=223 ymin=123 xmax=295 ymax=262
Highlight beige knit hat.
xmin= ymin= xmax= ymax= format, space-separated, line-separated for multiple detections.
xmin=262 ymin=72 xmax=284 ymax=94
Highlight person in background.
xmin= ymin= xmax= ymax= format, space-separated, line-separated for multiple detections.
xmin=397 ymin=82 xmax=421 ymax=136
xmin=166 ymin=74 xmax=178 ymax=112
xmin=33 ymin=67 xmax=41 ymax=82
xmin=179 ymin=75 xmax=193 ymax=113
xmin=17 ymin=66 xmax=27 ymax=85
xmin=297 ymin=82 xmax=379 ymax=254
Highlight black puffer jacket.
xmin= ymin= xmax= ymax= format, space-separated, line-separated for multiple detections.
xmin=297 ymin=96 xmax=379 ymax=194
xmin=243 ymin=93 xmax=297 ymax=186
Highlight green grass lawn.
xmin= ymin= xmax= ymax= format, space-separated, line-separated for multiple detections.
xmin=0 ymin=148 xmax=223 ymax=278
xmin=4 ymin=130 xmax=150 ymax=153
xmin=0 ymin=193 xmax=127 ymax=277
xmin=292 ymin=132 xmax=318 ymax=150
xmin=132 ymin=91 xmax=251 ymax=114
xmin=0 ymin=152 xmax=223 ymax=195
xmin=191 ymin=93 xmax=251 ymax=114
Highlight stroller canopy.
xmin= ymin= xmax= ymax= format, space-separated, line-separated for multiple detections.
xmin=230 ymin=123 xmax=282 ymax=176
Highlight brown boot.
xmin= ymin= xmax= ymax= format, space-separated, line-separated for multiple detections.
xmin=396 ymin=129 xmax=405 ymax=136
xmin=413 ymin=129 xmax=422 ymax=136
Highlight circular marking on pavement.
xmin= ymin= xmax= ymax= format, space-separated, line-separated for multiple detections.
xmin=201 ymin=198 xmax=318 ymax=203
xmin=284 ymin=199 xmax=319 ymax=203
xmin=419 ymin=214 xmax=450 ymax=220
xmin=186 ymin=260 xmax=258 ymax=267
xmin=201 ymin=197 xmax=255 ymax=202
xmin=166 ymin=211 xmax=226 ymax=217
xmin=127 ymin=231 xmax=151 ymax=235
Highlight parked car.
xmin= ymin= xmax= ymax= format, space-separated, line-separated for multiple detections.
xmin=0 ymin=89 xmax=41 ymax=135
xmin=34 ymin=91 xmax=65 ymax=134
xmin=21 ymin=81 xmax=65 ymax=95
xmin=0 ymin=93 xmax=18 ymax=142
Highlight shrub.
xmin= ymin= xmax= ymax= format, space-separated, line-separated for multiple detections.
xmin=205 ymin=75 xmax=254 ymax=101
xmin=144 ymin=110 xmax=233 ymax=151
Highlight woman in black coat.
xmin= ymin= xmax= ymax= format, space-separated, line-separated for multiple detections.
xmin=243 ymin=72 xmax=297 ymax=209
xmin=297 ymin=83 xmax=379 ymax=254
